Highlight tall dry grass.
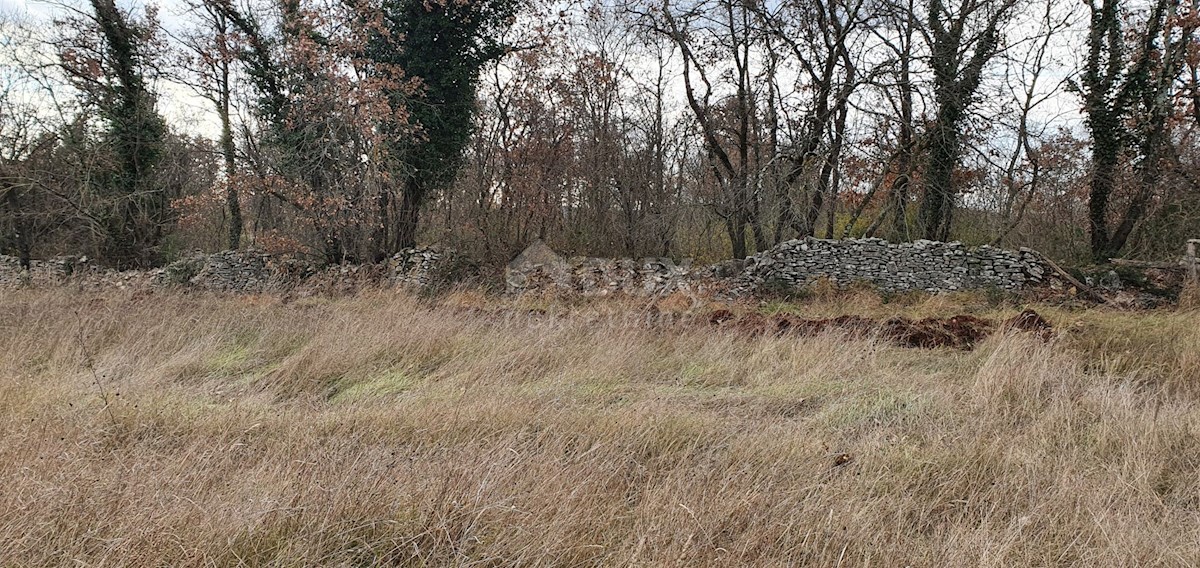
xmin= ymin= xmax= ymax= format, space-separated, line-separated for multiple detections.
xmin=0 ymin=288 xmax=1198 ymax=566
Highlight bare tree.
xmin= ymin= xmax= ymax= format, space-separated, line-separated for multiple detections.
xmin=175 ymin=0 xmax=242 ymax=250
xmin=647 ymin=0 xmax=768 ymax=258
xmin=754 ymin=0 xmax=871 ymax=239
xmin=988 ymin=0 xmax=1071 ymax=246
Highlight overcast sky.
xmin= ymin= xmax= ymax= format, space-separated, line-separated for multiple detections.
xmin=4 ymin=0 xmax=224 ymax=137
xmin=5 ymin=0 xmax=1086 ymax=150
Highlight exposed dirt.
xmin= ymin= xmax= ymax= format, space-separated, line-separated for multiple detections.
xmin=1000 ymin=308 xmax=1055 ymax=342
xmin=712 ymin=309 xmax=1053 ymax=350
xmin=445 ymin=301 xmax=1053 ymax=350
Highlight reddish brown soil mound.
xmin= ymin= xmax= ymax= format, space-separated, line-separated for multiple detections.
xmin=1000 ymin=309 xmax=1055 ymax=341
xmin=711 ymin=310 xmax=1052 ymax=349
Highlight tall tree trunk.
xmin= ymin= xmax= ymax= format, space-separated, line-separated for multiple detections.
xmin=889 ymin=0 xmax=916 ymax=241
xmin=823 ymin=102 xmax=849 ymax=238
xmin=1108 ymin=112 xmax=1170 ymax=257
xmin=210 ymin=9 xmax=241 ymax=252
xmin=750 ymin=213 xmax=769 ymax=253
xmin=805 ymin=185 xmax=824 ymax=236
xmin=920 ymin=0 xmax=1009 ymax=242
xmin=3 ymin=184 xmax=32 ymax=269
xmin=726 ymin=214 xmax=748 ymax=259
xmin=396 ymin=179 xmax=422 ymax=250
xmin=219 ymin=81 xmax=241 ymax=251
xmin=891 ymin=71 xmax=914 ymax=239
xmin=920 ymin=116 xmax=959 ymax=241
xmin=1087 ymin=126 xmax=1120 ymax=260
xmin=372 ymin=189 xmax=391 ymax=262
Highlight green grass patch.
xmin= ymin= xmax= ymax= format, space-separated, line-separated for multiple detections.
xmin=328 ymin=367 xmax=422 ymax=403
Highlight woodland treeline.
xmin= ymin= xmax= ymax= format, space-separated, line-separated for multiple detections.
xmin=0 ymin=0 xmax=1198 ymax=269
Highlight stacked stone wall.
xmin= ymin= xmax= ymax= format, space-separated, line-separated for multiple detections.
xmin=1 ymin=238 xmax=1050 ymax=296
xmin=504 ymin=238 xmax=1049 ymax=296
xmin=389 ymin=246 xmax=475 ymax=290
xmin=737 ymin=238 xmax=1046 ymax=293
xmin=0 ymin=255 xmax=76 ymax=287
xmin=0 ymin=247 xmax=468 ymax=294
xmin=504 ymin=241 xmax=694 ymax=296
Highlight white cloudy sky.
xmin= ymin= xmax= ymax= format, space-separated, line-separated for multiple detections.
xmin=3 ymin=0 xmax=224 ymax=136
xmin=3 ymin=0 xmax=1086 ymax=148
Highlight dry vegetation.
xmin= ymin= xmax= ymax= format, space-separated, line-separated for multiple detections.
xmin=1 ymin=287 xmax=1199 ymax=566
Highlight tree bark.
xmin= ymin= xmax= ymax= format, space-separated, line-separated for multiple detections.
xmin=726 ymin=214 xmax=748 ymax=259
xmin=396 ymin=178 xmax=422 ymax=250
xmin=920 ymin=111 xmax=960 ymax=241
xmin=219 ymin=78 xmax=241 ymax=250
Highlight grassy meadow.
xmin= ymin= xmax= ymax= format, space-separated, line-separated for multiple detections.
xmin=1 ymin=287 xmax=1199 ymax=566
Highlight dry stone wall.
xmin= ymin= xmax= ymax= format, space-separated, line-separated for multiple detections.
xmin=156 ymin=250 xmax=293 ymax=292
xmin=0 ymin=255 xmax=81 ymax=288
xmin=505 ymin=240 xmax=693 ymax=296
xmin=2 ymin=238 xmax=1050 ymax=297
xmin=389 ymin=246 xmax=474 ymax=290
xmin=504 ymin=238 xmax=1049 ymax=296
xmin=0 ymin=255 xmax=163 ymax=291
xmin=736 ymin=237 xmax=1047 ymax=293
xmin=0 ymin=247 xmax=470 ymax=294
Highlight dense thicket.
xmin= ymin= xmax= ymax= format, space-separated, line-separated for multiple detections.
xmin=1 ymin=0 xmax=1198 ymax=268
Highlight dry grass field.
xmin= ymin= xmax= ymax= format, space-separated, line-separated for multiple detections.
xmin=1 ymin=287 xmax=1199 ymax=566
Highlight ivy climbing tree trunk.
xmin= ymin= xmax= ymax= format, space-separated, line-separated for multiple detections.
xmin=369 ymin=0 xmax=517 ymax=251
xmin=63 ymin=0 xmax=169 ymax=268
xmin=918 ymin=0 xmax=1014 ymax=241
xmin=1079 ymin=0 xmax=1192 ymax=260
